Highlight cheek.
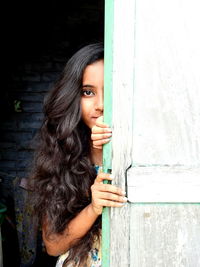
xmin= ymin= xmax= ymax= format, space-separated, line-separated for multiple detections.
xmin=81 ymin=100 xmax=90 ymax=120
xmin=81 ymin=99 xmax=92 ymax=114
xmin=81 ymin=100 xmax=87 ymax=115
xmin=81 ymin=100 xmax=95 ymax=128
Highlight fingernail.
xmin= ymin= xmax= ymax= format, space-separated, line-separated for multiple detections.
xmin=109 ymin=174 xmax=114 ymax=179
xmin=105 ymin=128 xmax=112 ymax=132
xmin=122 ymin=190 xmax=126 ymax=196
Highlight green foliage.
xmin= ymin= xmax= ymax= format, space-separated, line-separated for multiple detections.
xmin=14 ymin=100 xmax=22 ymax=112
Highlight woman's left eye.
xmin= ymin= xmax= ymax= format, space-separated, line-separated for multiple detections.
xmin=82 ymin=90 xmax=95 ymax=96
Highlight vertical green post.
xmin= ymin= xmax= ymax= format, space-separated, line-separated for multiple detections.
xmin=102 ymin=0 xmax=114 ymax=266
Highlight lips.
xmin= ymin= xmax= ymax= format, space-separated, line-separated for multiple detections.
xmin=91 ymin=115 xmax=101 ymax=119
xmin=91 ymin=115 xmax=102 ymax=123
xmin=92 ymin=114 xmax=102 ymax=118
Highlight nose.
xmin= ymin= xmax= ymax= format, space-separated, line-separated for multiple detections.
xmin=95 ymin=91 xmax=104 ymax=111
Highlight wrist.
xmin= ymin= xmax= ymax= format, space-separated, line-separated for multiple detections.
xmin=88 ymin=203 xmax=102 ymax=217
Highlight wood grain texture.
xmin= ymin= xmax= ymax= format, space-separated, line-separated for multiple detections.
xmin=109 ymin=0 xmax=135 ymax=266
xmin=109 ymin=0 xmax=200 ymax=266
xmin=127 ymin=166 xmax=200 ymax=202
xmin=130 ymin=205 xmax=200 ymax=267
xmin=132 ymin=0 xmax=200 ymax=166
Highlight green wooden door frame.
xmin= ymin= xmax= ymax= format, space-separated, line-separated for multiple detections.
xmin=102 ymin=0 xmax=114 ymax=266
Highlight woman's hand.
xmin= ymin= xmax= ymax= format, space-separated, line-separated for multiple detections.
xmin=90 ymin=172 xmax=127 ymax=215
xmin=91 ymin=116 xmax=112 ymax=149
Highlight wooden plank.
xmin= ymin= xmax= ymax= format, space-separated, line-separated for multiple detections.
xmin=130 ymin=205 xmax=200 ymax=267
xmin=128 ymin=1 xmax=200 ymax=266
xmin=107 ymin=0 xmax=200 ymax=266
xmin=132 ymin=0 xmax=200 ymax=166
xmin=127 ymin=166 xmax=200 ymax=203
xmin=109 ymin=0 xmax=135 ymax=266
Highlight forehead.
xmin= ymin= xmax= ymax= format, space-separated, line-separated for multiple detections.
xmin=83 ymin=60 xmax=104 ymax=84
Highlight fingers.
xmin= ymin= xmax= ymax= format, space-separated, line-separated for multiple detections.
xmin=97 ymin=192 xmax=127 ymax=203
xmin=95 ymin=116 xmax=110 ymax=128
xmin=91 ymin=126 xmax=112 ymax=135
xmin=95 ymin=199 xmax=126 ymax=208
xmin=91 ymin=132 xmax=111 ymax=149
xmin=92 ymin=139 xmax=111 ymax=150
xmin=91 ymin=182 xmax=128 ymax=209
xmin=95 ymin=172 xmax=113 ymax=183
xmin=92 ymin=134 xmax=111 ymax=150
xmin=93 ymin=173 xmax=126 ymax=196
xmin=96 ymin=199 xmax=127 ymax=208
xmin=91 ymin=173 xmax=128 ymax=214
xmin=91 ymin=117 xmax=112 ymax=149
xmin=92 ymin=183 xmax=126 ymax=197
xmin=93 ymin=145 xmax=103 ymax=150
xmin=91 ymin=133 xmax=112 ymax=141
xmin=91 ymin=116 xmax=112 ymax=135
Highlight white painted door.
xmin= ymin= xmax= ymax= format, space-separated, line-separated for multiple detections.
xmin=104 ymin=0 xmax=200 ymax=266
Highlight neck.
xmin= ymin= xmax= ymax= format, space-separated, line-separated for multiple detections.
xmin=91 ymin=147 xmax=103 ymax=166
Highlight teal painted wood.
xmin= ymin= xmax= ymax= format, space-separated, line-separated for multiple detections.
xmin=102 ymin=0 xmax=114 ymax=266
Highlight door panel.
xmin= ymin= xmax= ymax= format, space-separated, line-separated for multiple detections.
xmin=133 ymin=0 xmax=200 ymax=166
xmin=130 ymin=205 xmax=200 ymax=267
xmin=103 ymin=0 xmax=200 ymax=266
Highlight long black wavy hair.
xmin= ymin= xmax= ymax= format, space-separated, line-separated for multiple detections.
xmin=29 ymin=43 xmax=104 ymax=265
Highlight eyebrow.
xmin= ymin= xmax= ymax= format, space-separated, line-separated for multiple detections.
xmin=82 ymin=84 xmax=95 ymax=88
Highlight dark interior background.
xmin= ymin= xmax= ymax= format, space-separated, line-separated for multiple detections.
xmin=0 ymin=1 xmax=104 ymax=266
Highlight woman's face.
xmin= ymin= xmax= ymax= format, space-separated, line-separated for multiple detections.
xmin=81 ymin=59 xmax=104 ymax=129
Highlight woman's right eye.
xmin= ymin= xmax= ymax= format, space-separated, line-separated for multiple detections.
xmin=82 ymin=90 xmax=94 ymax=96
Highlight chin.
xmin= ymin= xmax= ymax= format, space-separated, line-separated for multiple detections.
xmin=90 ymin=118 xmax=97 ymax=127
xmin=85 ymin=122 xmax=94 ymax=129
xmin=83 ymin=118 xmax=96 ymax=129
xmin=89 ymin=124 xmax=95 ymax=129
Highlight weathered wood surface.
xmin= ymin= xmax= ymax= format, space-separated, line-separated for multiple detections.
xmin=127 ymin=167 xmax=200 ymax=203
xmin=109 ymin=0 xmax=135 ymax=266
xmin=130 ymin=205 xmax=200 ymax=267
xmin=109 ymin=0 xmax=200 ymax=266
xmin=132 ymin=0 xmax=200 ymax=166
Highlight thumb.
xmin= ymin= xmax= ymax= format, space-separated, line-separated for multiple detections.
xmin=95 ymin=116 xmax=109 ymax=128
xmin=96 ymin=116 xmax=103 ymax=124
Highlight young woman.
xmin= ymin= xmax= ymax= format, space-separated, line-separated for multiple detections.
xmin=29 ymin=43 xmax=127 ymax=267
